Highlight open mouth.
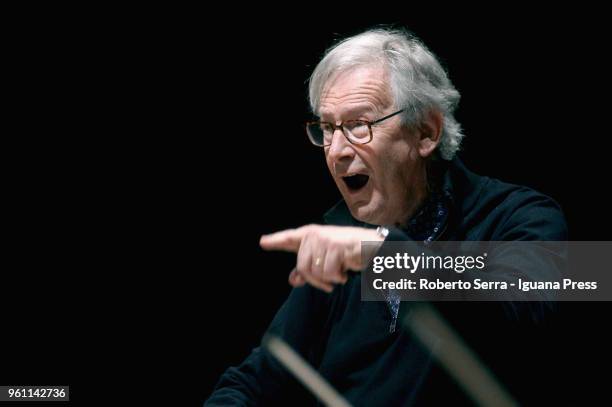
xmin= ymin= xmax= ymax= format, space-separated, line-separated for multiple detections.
xmin=342 ymin=174 xmax=369 ymax=191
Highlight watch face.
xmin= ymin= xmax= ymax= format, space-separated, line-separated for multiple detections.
xmin=377 ymin=226 xmax=389 ymax=238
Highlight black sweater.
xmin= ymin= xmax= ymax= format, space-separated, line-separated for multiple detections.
xmin=206 ymin=158 xmax=567 ymax=406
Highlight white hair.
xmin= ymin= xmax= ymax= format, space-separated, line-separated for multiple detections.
xmin=309 ymin=28 xmax=464 ymax=160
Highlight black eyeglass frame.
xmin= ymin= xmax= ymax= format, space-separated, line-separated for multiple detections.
xmin=305 ymin=109 xmax=405 ymax=147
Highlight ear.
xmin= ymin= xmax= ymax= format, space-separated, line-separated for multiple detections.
xmin=417 ymin=109 xmax=444 ymax=158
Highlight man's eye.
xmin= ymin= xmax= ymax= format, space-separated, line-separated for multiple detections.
xmin=346 ymin=122 xmax=369 ymax=138
xmin=320 ymin=123 xmax=333 ymax=133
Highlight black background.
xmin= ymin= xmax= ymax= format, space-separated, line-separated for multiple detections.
xmin=3 ymin=5 xmax=612 ymax=405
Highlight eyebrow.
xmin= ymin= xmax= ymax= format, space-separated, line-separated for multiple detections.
xmin=319 ymin=105 xmax=377 ymax=121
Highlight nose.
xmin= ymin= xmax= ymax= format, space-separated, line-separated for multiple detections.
xmin=326 ymin=127 xmax=355 ymax=163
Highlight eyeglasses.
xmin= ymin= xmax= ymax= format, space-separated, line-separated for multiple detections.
xmin=305 ymin=109 xmax=405 ymax=147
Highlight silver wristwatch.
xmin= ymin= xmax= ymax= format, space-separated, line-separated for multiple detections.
xmin=376 ymin=226 xmax=389 ymax=240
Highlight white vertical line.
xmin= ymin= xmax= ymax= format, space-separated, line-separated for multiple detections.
xmin=263 ymin=334 xmax=352 ymax=407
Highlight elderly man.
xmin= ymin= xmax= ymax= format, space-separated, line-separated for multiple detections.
xmin=206 ymin=28 xmax=566 ymax=406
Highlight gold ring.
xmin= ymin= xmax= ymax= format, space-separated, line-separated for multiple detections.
xmin=315 ymin=257 xmax=322 ymax=266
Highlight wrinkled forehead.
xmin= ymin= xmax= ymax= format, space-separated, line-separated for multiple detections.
xmin=318 ymin=65 xmax=393 ymax=119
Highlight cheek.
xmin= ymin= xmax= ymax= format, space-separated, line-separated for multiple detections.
xmin=380 ymin=140 xmax=411 ymax=169
xmin=373 ymin=144 xmax=415 ymax=188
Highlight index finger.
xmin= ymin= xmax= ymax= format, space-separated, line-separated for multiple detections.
xmin=260 ymin=228 xmax=304 ymax=253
